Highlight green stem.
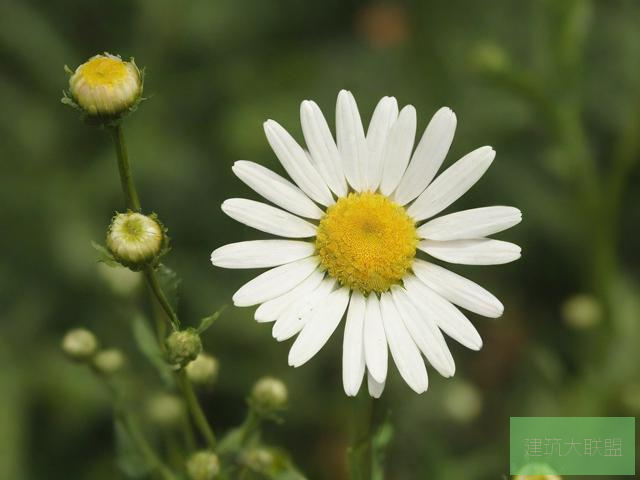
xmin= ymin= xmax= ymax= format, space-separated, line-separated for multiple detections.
xmin=179 ymin=370 xmax=217 ymax=450
xmin=239 ymin=409 xmax=262 ymax=446
xmin=347 ymin=395 xmax=375 ymax=480
xmin=118 ymin=407 xmax=176 ymax=480
xmin=144 ymin=267 xmax=180 ymax=331
xmin=109 ymin=124 xmax=141 ymax=212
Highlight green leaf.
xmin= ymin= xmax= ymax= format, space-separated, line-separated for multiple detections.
xmin=114 ymin=417 xmax=152 ymax=478
xmin=131 ymin=314 xmax=174 ymax=386
xmin=197 ymin=305 xmax=227 ymax=334
xmin=91 ymin=241 xmax=117 ymax=266
xmin=155 ymin=264 xmax=181 ymax=311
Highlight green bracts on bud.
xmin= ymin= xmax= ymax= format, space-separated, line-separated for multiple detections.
xmin=165 ymin=329 xmax=202 ymax=368
xmin=106 ymin=212 xmax=167 ymax=270
xmin=62 ymin=328 xmax=98 ymax=361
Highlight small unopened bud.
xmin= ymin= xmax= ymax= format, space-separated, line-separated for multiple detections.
xmin=93 ymin=349 xmax=125 ymax=374
xmin=186 ymin=451 xmax=220 ymax=480
xmin=472 ymin=43 xmax=510 ymax=74
xmin=147 ymin=394 xmax=185 ymax=428
xmin=67 ymin=53 xmax=142 ymax=118
xmin=250 ymin=377 xmax=288 ymax=412
xmin=186 ymin=353 xmax=219 ymax=385
xmin=562 ymin=294 xmax=602 ymax=329
xmin=165 ymin=329 xmax=202 ymax=367
xmin=62 ymin=328 xmax=98 ymax=361
xmin=106 ymin=212 xmax=165 ymax=270
xmin=442 ymin=380 xmax=482 ymax=423
xmin=243 ymin=447 xmax=276 ymax=472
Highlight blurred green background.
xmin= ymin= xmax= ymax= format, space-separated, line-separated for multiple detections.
xmin=1 ymin=0 xmax=639 ymax=479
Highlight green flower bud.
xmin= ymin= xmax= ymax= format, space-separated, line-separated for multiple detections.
xmin=147 ymin=394 xmax=185 ymax=428
xmin=250 ymin=377 xmax=288 ymax=412
xmin=562 ymin=294 xmax=602 ymax=329
xmin=165 ymin=329 xmax=202 ymax=367
xmin=186 ymin=451 xmax=220 ymax=480
xmin=93 ymin=349 xmax=125 ymax=374
xmin=243 ymin=447 xmax=276 ymax=472
xmin=67 ymin=53 xmax=142 ymax=118
xmin=106 ymin=212 xmax=165 ymax=270
xmin=62 ymin=328 xmax=98 ymax=361
xmin=186 ymin=353 xmax=219 ymax=386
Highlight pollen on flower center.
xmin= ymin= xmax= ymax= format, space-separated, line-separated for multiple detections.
xmin=80 ymin=56 xmax=129 ymax=87
xmin=316 ymin=192 xmax=417 ymax=294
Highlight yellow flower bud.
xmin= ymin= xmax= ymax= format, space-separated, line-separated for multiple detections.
xmin=62 ymin=328 xmax=98 ymax=361
xmin=68 ymin=53 xmax=142 ymax=117
xmin=186 ymin=353 xmax=219 ymax=386
xmin=250 ymin=377 xmax=288 ymax=412
xmin=93 ymin=349 xmax=126 ymax=374
xmin=186 ymin=451 xmax=220 ymax=480
xmin=106 ymin=212 xmax=165 ymax=270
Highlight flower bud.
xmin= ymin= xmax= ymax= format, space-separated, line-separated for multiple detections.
xmin=186 ymin=451 xmax=220 ymax=480
xmin=62 ymin=328 xmax=98 ymax=361
xmin=250 ymin=377 xmax=288 ymax=412
xmin=106 ymin=212 xmax=165 ymax=270
xmin=147 ymin=394 xmax=185 ymax=428
xmin=186 ymin=353 xmax=219 ymax=386
xmin=165 ymin=329 xmax=202 ymax=368
xmin=67 ymin=53 xmax=142 ymax=118
xmin=243 ymin=447 xmax=276 ymax=472
xmin=93 ymin=348 xmax=125 ymax=374
xmin=562 ymin=294 xmax=602 ymax=329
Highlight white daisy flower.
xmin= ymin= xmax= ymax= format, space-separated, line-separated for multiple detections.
xmin=211 ymin=90 xmax=521 ymax=397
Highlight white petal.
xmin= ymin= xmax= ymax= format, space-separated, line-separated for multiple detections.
xmin=342 ymin=291 xmax=366 ymax=396
xmin=379 ymin=105 xmax=417 ymax=196
xmin=367 ymin=372 xmax=385 ymax=398
xmin=407 ymin=146 xmax=495 ymax=221
xmin=263 ymin=120 xmax=334 ymax=207
xmin=391 ymin=286 xmax=455 ymax=378
xmin=418 ymin=206 xmax=522 ymax=241
xmin=222 ymin=198 xmax=317 ymax=238
xmin=272 ymin=277 xmax=336 ymax=341
xmin=418 ymin=238 xmax=521 ymax=265
xmin=363 ymin=294 xmax=388 ymax=384
xmin=404 ymin=275 xmax=482 ymax=350
xmin=336 ymin=90 xmax=368 ymax=191
xmin=232 ymin=161 xmax=324 ymax=219
xmin=366 ymin=96 xmax=399 ymax=191
xmin=211 ymin=240 xmax=314 ymax=269
xmin=379 ymin=292 xmax=428 ymax=394
xmin=394 ymin=107 xmax=457 ymax=205
xmin=232 ymin=256 xmax=318 ymax=307
xmin=300 ymin=100 xmax=347 ymax=197
xmin=288 ymin=287 xmax=350 ymax=367
xmin=412 ymin=259 xmax=503 ymax=318
xmin=254 ymin=269 xmax=325 ymax=323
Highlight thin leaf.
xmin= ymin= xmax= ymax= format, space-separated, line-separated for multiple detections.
xmin=197 ymin=305 xmax=227 ymax=334
xmin=91 ymin=241 xmax=118 ymax=266
xmin=156 ymin=264 xmax=181 ymax=311
xmin=131 ymin=314 xmax=174 ymax=386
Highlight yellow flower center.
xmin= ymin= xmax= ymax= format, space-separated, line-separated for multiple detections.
xmin=79 ymin=56 xmax=130 ymax=87
xmin=316 ymin=192 xmax=417 ymax=294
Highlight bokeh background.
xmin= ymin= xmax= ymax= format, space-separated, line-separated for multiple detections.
xmin=1 ymin=0 xmax=639 ymax=479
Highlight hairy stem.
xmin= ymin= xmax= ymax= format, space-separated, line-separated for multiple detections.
xmin=109 ymin=124 xmax=141 ymax=212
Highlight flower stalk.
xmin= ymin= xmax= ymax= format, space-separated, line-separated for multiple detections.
xmin=178 ymin=370 xmax=217 ymax=450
